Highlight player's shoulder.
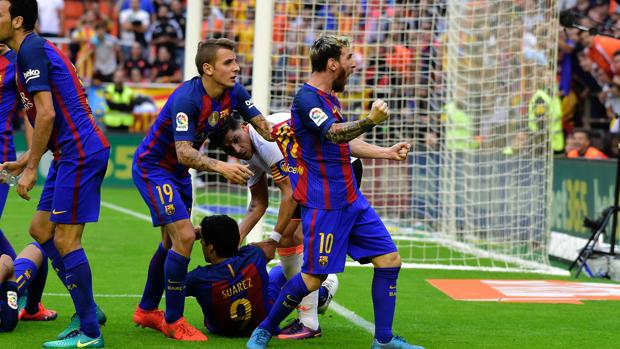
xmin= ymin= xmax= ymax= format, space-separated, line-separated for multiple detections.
xmin=293 ymin=84 xmax=324 ymax=111
xmin=2 ymin=50 xmax=16 ymax=63
xmin=19 ymin=33 xmax=46 ymax=54
xmin=238 ymin=245 xmax=267 ymax=263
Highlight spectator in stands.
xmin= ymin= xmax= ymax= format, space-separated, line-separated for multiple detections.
xmin=92 ymin=23 xmax=120 ymax=83
xmin=146 ymin=5 xmax=183 ymax=63
xmin=170 ymin=0 xmax=186 ymax=33
xmin=150 ymin=46 xmax=181 ymax=83
xmin=37 ymin=0 xmax=64 ymax=38
xmin=124 ymin=41 xmax=151 ymax=79
xmin=117 ymin=0 xmax=156 ymax=17
xmin=129 ymin=67 xmax=144 ymax=83
xmin=104 ymin=69 xmax=135 ymax=131
xmin=71 ymin=11 xmax=97 ymax=85
xmin=567 ymin=129 xmax=608 ymax=159
xmin=120 ymin=0 xmax=151 ymax=59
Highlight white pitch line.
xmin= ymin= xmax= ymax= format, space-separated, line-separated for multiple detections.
xmin=100 ymin=200 xmax=375 ymax=334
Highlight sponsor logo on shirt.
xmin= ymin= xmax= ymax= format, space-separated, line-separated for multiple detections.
xmin=309 ymin=107 xmax=328 ymax=126
xmin=282 ymin=163 xmax=304 ymax=175
xmin=245 ymin=99 xmax=255 ymax=109
xmin=176 ymin=112 xmax=189 ymax=131
xmin=23 ymin=69 xmax=41 ymax=83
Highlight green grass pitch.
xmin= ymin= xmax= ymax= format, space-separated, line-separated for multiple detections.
xmin=1 ymin=187 xmax=619 ymax=348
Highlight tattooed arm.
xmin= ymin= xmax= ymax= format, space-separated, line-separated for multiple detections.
xmin=325 ymin=99 xmax=390 ymax=144
xmin=175 ymin=141 xmax=254 ymax=184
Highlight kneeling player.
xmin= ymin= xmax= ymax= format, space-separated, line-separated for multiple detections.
xmin=185 ymin=215 xmax=337 ymax=337
xmin=0 ymin=243 xmax=58 ymax=332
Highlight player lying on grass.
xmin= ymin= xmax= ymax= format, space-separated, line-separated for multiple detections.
xmin=184 ymin=214 xmax=337 ymax=337
xmin=0 ymin=243 xmax=58 ymax=332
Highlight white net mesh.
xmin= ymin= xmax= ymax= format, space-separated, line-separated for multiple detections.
xmin=193 ymin=0 xmax=564 ymax=273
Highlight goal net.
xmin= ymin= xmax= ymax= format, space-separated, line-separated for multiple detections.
xmin=192 ymin=0 xmax=566 ymax=275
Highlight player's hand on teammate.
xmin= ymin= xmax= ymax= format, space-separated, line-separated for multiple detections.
xmin=367 ymin=99 xmax=390 ymax=125
xmin=16 ymin=167 xmax=36 ymax=200
xmin=193 ymin=226 xmax=202 ymax=241
xmin=388 ymin=142 xmax=412 ymax=161
xmin=218 ymin=162 xmax=254 ymax=185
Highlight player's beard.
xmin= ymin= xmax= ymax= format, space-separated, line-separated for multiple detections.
xmin=332 ymin=67 xmax=348 ymax=93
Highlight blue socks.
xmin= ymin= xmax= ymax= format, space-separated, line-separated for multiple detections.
xmin=40 ymin=239 xmax=66 ymax=281
xmin=259 ymin=273 xmax=309 ymax=334
xmin=139 ymin=243 xmax=167 ymax=310
xmin=163 ymin=249 xmax=189 ymax=324
xmin=63 ymin=249 xmax=99 ymax=338
xmin=13 ymin=256 xmax=38 ymax=296
xmin=0 ymin=229 xmax=16 ymax=260
xmin=25 ymin=243 xmax=48 ymax=314
xmin=372 ymin=267 xmax=400 ymax=344
xmin=267 ymin=265 xmax=287 ymax=302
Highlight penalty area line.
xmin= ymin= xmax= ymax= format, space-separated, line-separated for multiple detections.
xmin=99 ymin=200 xmax=375 ymax=334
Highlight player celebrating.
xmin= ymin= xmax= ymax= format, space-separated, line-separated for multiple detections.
xmin=0 ymin=1 xmax=110 ymax=347
xmin=247 ymin=36 xmax=422 ymax=349
xmin=132 ymin=38 xmax=273 ymax=341
xmin=186 ymin=214 xmax=337 ymax=337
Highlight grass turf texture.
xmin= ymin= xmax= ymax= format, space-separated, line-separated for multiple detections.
xmin=0 ymin=187 xmax=618 ymax=348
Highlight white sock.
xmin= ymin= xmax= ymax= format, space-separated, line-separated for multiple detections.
xmin=278 ymin=245 xmax=303 ymax=280
xmin=298 ymin=290 xmax=319 ymax=330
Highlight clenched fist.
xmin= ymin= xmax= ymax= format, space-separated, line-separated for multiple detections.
xmin=367 ymin=99 xmax=390 ymax=125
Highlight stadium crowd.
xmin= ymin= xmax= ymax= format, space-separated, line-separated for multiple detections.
xmin=13 ymin=0 xmax=619 ymax=159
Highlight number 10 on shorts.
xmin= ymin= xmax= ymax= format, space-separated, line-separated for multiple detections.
xmin=319 ymin=232 xmax=333 ymax=254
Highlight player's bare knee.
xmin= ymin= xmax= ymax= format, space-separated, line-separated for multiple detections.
xmin=53 ymin=233 xmax=82 ymax=256
xmin=301 ymin=272 xmax=326 ymax=291
xmin=28 ymin=223 xmax=51 ymax=244
xmin=372 ymin=252 xmax=401 ymax=268
xmin=0 ymin=254 xmax=14 ymax=270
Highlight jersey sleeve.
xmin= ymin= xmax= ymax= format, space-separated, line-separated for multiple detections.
xmin=296 ymin=93 xmax=337 ymax=139
xmin=18 ymin=42 xmax=51 ymax=94
xmin=171 ymin=92 xmax=200 ymax=143
xmin=245 ymin=161 xmax=265 ymax=188
xmin=232 ymin=83 xmax=262 ymax=121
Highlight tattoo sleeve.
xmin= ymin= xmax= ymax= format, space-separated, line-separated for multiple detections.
xmin=325 ymin=118 xmax=376 ymax=143
xmin=175 ymin=141 xmax=220 ymax=172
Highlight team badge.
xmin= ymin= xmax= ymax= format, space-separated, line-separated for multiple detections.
xmin=165 ymin=204 xmax=176 ymax=215
xmin=208 ymin=111 xmax=220 ymax=126
xmin=319 ymin=255 xmax=329 ymax=266
xmin=7 ymin=290 xmax=17 ymax=309
xmin=309 ymin=108 xmax=328 ymax=126
xmin=176 ymin=112 xmax=189 ymax=131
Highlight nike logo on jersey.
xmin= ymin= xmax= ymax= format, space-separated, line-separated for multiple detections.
xmin=77 ymin=339 xmax=100 ymax=348
xmin=52 ymin=209 xmax=67 ymax=215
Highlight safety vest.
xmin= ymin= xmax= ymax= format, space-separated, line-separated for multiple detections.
xmin=104 ymin=85 xmax=134 ymax=127
xmin=567 ymin=147 xmax=608 ymax=160
xmin=443 ymin=101 xmax=479 ymax=151
xmin=528 ymin=89 xmax=565 ymax=152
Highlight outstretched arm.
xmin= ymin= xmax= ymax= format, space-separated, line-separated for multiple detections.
xmin=249 ymin=115 xmax=274 ymax=142
xmin=238 ymin=176 xmax=269 ymax=242
xmin=175 ymin=141 xmax=253 ymax=184
xmin=350 ymin=138 xmax=411 ymax=161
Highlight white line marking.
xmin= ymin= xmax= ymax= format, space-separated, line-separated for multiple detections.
xmin=100 ymin=200 xmax=376 ymax=334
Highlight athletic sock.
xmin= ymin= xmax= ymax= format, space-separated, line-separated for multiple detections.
xmin=277 ymin=244 xmax=303 ymax=280
xmin=372 ymin=267 xmax=400 ymax=344
xmin=40 ymin=239 xmax=66 ymax=281
xmin=298 ymin=290 xmax=319 ymax=330
xmin=0 ymin=229 xmax=16 ymax=260
xmin=25 ymin=243 xmax=48 ymax=313
xmin=13 ymin=257 xmax=38 ymax=297
xmin=259 ymin=273 xmax=309 ymax=334
xmin=267 ymin=265 xmax=287 ymax=301
xmin=63 ymin=249 xmax=99 ymax=338
xmin=139 ymin=243 xmax=167 ymax=310
xmin=163 ymin=249 xmax=189 ymax=324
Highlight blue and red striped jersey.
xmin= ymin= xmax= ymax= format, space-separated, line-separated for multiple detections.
xmin=274 ymin=83 xmax=359 ymax=209
xmin=134 ymin=77 xmax=261 ymax=175
xmin=0 ymin=50 xmax=19 ymax=163
xmin=15 ymin=33 xmax=109 ymax=160
xmin=186 ymin=246 xmax=271 ymax=336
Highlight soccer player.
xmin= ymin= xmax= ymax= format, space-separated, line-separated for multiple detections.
xmin=186 ymin=214 xmax=337 ymax=337
xmin=0 ymin=42 xmax=20 ymax=260
xmin=0 ymin=1 xmax=110 ymax=347
xmin=0 ymin=242 xmax=58 ymax=333
xmin=131 ymin=38 xmax=273 ymax=341
xmin=247 ymin=36 xmax=422 ymax=349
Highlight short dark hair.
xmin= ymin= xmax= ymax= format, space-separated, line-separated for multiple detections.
xmin=195 ymin=38 xmax=236 ymax=75
xmin=573 ymin=128 xmax=591 ymax=140
xmin=208 ymin=115 xmax=241 ymax=148
xmin=7 ymin=0 xmax=38 ymax=32
xmin=200 ymin=215 xmax=240 ymax=258
xmin=310 ymin=35 xmax=351 ymax=73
